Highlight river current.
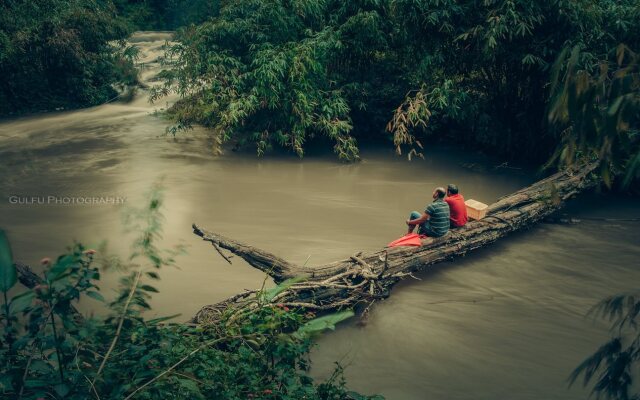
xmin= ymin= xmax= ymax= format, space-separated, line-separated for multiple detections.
xmin=1 ymin=32 xmax=639 ymax=400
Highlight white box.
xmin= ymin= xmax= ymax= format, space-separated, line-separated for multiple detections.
xmin=465 ymin=199 xmax=488 ymax=220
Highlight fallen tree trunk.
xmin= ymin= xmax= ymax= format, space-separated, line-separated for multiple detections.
xmin=188 ymin=162 xmax=599 ymax=324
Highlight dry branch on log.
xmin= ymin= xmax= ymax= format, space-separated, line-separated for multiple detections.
xmin=191 ymin=162 xmax=600 ymax=324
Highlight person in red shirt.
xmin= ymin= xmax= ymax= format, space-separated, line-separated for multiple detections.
xmin=444 ymin=184 xmax=468 ymax=228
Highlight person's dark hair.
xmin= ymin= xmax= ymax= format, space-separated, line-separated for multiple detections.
xmin=434 ymin=187 xmax=446 ymax=199
xmin=447 ymin=184 xmax=459 ymax=195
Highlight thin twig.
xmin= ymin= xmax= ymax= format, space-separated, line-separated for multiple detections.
xmin=378 ymin=251 xmax=389 ymax=279
xmin=73 ymin=345 xmax=101 ymax=400
xmin=17 ymin=356 xmax=33 ymax=399
xmin=93 ymin=269 xmax=143 ymax=385
xmin=49 ymin=310 xmax=65 ymax=383
xmin=211 ymin=242 xmax=232 ymax=265
xmin=84 ymin=375 xmax=102 ymax=400
xmin=171 ymin=371 xmax=207 ymax=385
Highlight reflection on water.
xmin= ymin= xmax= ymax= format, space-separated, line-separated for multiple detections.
xmin=1 ymin=32 xmax=639 ymax=400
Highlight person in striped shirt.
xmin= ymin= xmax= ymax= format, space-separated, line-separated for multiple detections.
xmin=406 ymin=187 xmax=451 ymax=237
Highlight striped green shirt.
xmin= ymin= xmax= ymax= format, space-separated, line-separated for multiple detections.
xmin=424 ymin=199 xmax=450 ymax=237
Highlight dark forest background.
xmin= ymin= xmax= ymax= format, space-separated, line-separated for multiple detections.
xmin=1 ymin=0 xmax=638 ymax=184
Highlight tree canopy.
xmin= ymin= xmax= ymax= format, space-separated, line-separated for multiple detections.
xmin=0 ymin=0 xmax=219 ymax=116
xmin=0 ymin=0 xmax=136 ymax=115
xmin=157 ymin=0 xmax=639 ymax=184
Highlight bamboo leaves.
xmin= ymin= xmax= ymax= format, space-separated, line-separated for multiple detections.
xmin=547 ymin=43 xmax=640 ymax=187
xmin=156 ymin=0 xmax=639 ymax=178
xmin=570 ymin=292 xmax=640 ymax=399
xmin=158 ymin=0 xmax=370 ymax=160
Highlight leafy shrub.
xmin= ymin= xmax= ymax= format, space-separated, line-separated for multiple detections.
xmin=0 ymin=0 xmax=138 ymax=116
xmin=0 ymin=189 xmax=382 ymax=400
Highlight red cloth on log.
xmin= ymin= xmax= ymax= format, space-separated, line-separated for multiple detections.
xmin=387 ymin=233 xmax=426 ymax=247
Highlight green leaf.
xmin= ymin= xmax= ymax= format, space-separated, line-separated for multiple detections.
xmin=294 ymin=310 xmax=354 ymax=338
xmin=146 ymin=271 xmax=160 ymax=280
xmin=0 ymin=375 xmax=14 ymax=391
xmin=607 ymin=95 xmax=625 ymax=116
xmin=245 ymin=339 xmax=260 ymax=350
xmin=46 ymin=255 xmax=75 ymax=281
xmin=147 ymin=314 xmax=181 ymax=324
xmin=9 ymin=290 xmax=35 ymax=314
xmin=30 ymin=360 xmax=53 ymax=373
xmin=24 ymin=379 xmax=50 ymax=388
xmin=177 ymin=378 xmax=204 ymax=398
xmin=86 ymin=290 xmax=106 ymax=302
xmin=0 ymin=230 xmax=17 ymax=292
xmin=12 ymin=336 xmax=32 ymax=351
xmin=140 ymin=284 xmax=159 ymax=293
xmin=54 ymin=383 xmax=70 ymax=397
xmin=263 ymin=276 xmax=306 ymax=302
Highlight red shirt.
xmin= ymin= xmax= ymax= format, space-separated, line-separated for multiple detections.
xmin=445 ymin=194 xmax=468 ymax=227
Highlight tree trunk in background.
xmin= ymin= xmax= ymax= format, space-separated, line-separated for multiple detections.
xmin=191 ymin=162 xmax=600 ymax=324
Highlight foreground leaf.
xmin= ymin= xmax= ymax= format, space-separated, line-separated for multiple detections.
xmin=263 ymin=276 xmax=306 ymax=302
xmin=294 ymin=310 xmax=355 ymax=338
xmin=0 ymin=230 xmax=17 ymax=292
xmin=9 ymin=290 xmax=35 ymax=314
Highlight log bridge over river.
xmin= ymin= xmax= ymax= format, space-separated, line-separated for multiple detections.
xmin=190 ymin=162 xmax=600 ymax=324
xmin=14 ymin=162 xmax=599 ymax=324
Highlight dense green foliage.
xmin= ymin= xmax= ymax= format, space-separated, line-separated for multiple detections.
xmin=0 ymin=0 xmax=139 ymax=116
xmin=0 ymin=0 xmax=221 ymax=117
xmin=112 ymin=0 xmax=220 ymax=31
xmin=158 ymin=0 xmax=639 ymax=176
xmin=0 ymin=191 xmax=381 ymax=400
xmin=547 ymin=44 xmax=640 ymax=188
xmin=570 ymin=292 xmax=640 ymax=400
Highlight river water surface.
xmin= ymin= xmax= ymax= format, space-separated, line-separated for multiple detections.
xmin=1 ymin=32 xmax=639 ymax=400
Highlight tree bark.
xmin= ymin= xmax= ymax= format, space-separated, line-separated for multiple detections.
xmin=14 ymin=262 xmax=42 ymax=289
xmin=191 ymin=162 xmax=600 ymax=324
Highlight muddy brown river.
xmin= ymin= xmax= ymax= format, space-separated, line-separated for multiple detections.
xmin=1 ymin=32 xmax=639 ymax=399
